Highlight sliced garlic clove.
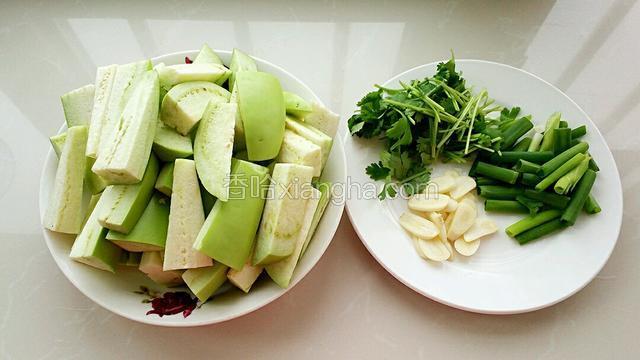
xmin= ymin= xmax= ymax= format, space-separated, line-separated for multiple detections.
xmin=412 ymin=236 xmax=429 ymax=260
xmin=416 ymin=237 xmax=450 ymax=262
xmin=460 ymin=191 xmax=477 ymax=204
xmin=447 ymin=199 xmax=477 ymax=240
xmin=427 ymin=212 xmax=447 ymax=243
xmin=454 ymin=238 xmax=480 ymax=256
xmin=444 ymin=198 xmax=458 ymax=213
xmin=444 ymin=208 xmax=454 ymax=229
xmin=408 ymin=209 xmax=429 ymax=219
xmin=408 ymin=193 xmax=450 ymax=212
xmin=444 ymin=170 xmax=460 ymax=178
xmin=463 ymin=218 xmax=498 ymax=242
xmin=399 ymin=212 xmax=439 ymax=239
xmin=442 ymin=237 xmax=454 ymax=260
xmin=449 ymin=176 xmax=477 ymax=200
xmin=428 ymin=175 xmax=456 ymax=193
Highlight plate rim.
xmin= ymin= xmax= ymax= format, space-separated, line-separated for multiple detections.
xmin=345 ymin=58 xmax=623 ymax=314
xmin=39 ymin=49 xmax=347 ymax=327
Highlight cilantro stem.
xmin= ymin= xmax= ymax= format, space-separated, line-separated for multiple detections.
xmin=383 ymin=99 xmax=457 ymax=123
xmin=465 ymin=90 xmax=488 ymax=154
xmin=400 ymin=81 xmax=446 ymax=113
xmin=437 ymin=93 xmax=479 ymax=149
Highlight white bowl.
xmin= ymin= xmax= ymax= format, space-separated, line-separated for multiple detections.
xmin=345 ymin=59 xmax=623 ymax=314
xmin=39 ymin=50 xmax=346 ymax=326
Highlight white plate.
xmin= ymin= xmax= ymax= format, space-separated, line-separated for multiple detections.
xmin=344 ymin=60 xmax=623 ymax=314
xmin=39 ymin=50 xmax=346 ymax=326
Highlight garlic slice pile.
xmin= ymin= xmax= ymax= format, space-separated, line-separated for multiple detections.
xmin=401 ymin=171 xmax=497 ymax=262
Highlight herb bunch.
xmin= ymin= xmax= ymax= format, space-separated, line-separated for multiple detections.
xmin=348 ymin=57 xmax=526 ymax=199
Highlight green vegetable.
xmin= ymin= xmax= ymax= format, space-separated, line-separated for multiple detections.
xmin=489 ymin=151 xmax=554 ymax=165
xmin=588 ymin=158 xmax=600 ymax=172
xmin=61 ymin=84 xmax=94 ymax=127
xmin=539 ymin=112 xmax=561 ymax=152
xmin=154 ymin=162 xmax=174 ymax=196
xmin=106 ymin=193 xmax=170 ymax=252
xmin=505 ymin=209 xmax=562 ymax=237
xmin=49 ymin=132 xmax=67 ymax=157
xmin=484 ymin=200 xmax=528 ymax=213
xmin=475 ymin=161 xmax=519 ymax=184
xmin=193 ymin=44 xmax=223 ymax=65
xmin=236 ymin=71 xmax=286 ymax=161
xmin=229 ymin=48 xmax=258 ymax=91
xmin=523 ymin=189 xmax=570 ymax=209
xmin=501 ymin=117 xmax=533 ymax=149
xmin=182 ymin=263 xmax=229 ymax=302
xmin=584 ymin=194 xmax=601 ymax=214
xmin=539 ymin=142 xmax=589 ymax=176
xmin=514 ymin=159 xmax=541 ymax=174
xmin=554 ymin=154 xmax=590 ymax=194
xmin=477 ymin=185 xmax=523 ymax=200
xmin=44 ymin=126 xmax=88 ymax=234
xmin=515 ymin=219 xmax=566 ymax=244
xmin=512 ymin=137 xmax=532 ymax=151
xmin=283 ymin=91 xmax=312 ymax=117
xmin=515 ymin=195 xmax=543 ymax=215
xmin=561 ymin=169 xmax=597 ymax=225
xmin=535 ymin=153 xmax=586 ymax=191
xmin=476 ymin=177 xmax=499 ymax=186
xmin=520 ymin=173 xmax=541 ymax=186
xmin=152 ymin=121 xmax=193 ymax=162
xmin=553 ymin=128 xmax=572 ymax=155
xmin=193 ymin=159 xmax=269 ymax=271
xmin=98 ymin=154 xmax=159 ymax=233
xmin=570 ymin=125 xmax=587 ymax=140
xmin=70 ymin=196 xmax=122 ymax=272
xmin=559 ymin=120 xmax=568 ymax=128
xmin=528 ymin=132 xmax=543 ymax=152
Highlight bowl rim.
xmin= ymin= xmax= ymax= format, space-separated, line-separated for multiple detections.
xmin=39 ymin=49 xmax=347 ymax=327
xmin=344 ymin=58 xmax=623 ymax=314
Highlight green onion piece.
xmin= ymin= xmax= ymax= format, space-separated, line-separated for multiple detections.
xmin=478 ymin=185 xmax=524 ymax=200
xmin=514 ymin=159 xmax=541 ymax=174
xmin=515 ymin=195 xmax=543 ymax=215
xmin=485 ymin=200 xmax=528 ymax=213
xmin=554 ymin=154 xmax=590 ymax=194
xmin=528 ymin=132 xmax=544 ymax=152
xmin=476 ymin=177 xmax=499 ymax=186
xmin=501 ymin=118 xmax=534 ymax=149
xmin=523 ymin=189 xmax=571 ymax=209
xmin=512 ymin=137 xmax=532 ymax=151
xmin=553 ymin=128 xmax=572 ymax=155
xmin=570 ymin=125 xmax=587 ymax=140
xmin=539 ymin=112 xmax=561 ymax=152
xmin=506 ymin=209 xmax=563 ymax=237
xmin=476 ymin=161 xmax=520 ymax=184
xmin=584 ymin=194 xmax=601 ymax=214
xmin=535 ymin=153 xmax=586 ymax=191
xmin=515 ymin=219 xmax=567 ymax=245
xmin=489 ymin=151 xmax=554 ymax=165
xmin=588 ymin=158 xmax=600 ymax=172
xmin=561 ymin=169 xmax=597 ymax=225
xmin=559 ymin=120 xmax=569 ymax=128
xmin=539 ymin=142 xmax=589 ymax=176
xmin=520 ymin=173 xmax=541 ymax=186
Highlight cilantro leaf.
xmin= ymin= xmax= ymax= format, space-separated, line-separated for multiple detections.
xmin=386 ymin=115 xmax=412 ymax=151
xmin=365 ymin=162 xmax=390 ymax=181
